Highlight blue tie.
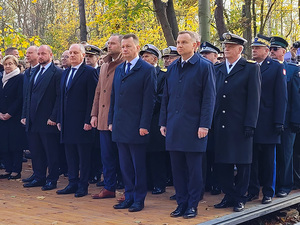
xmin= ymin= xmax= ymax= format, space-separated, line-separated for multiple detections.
xmin=125 ymin=62 xmax=131 ymax=75
xmin=181 ymin=61 xmax=186 ymax=68
xmin=34 ymin=67 xmax=45 ymax=85
xmin=66 ymin=68 xmax=77 ymax=90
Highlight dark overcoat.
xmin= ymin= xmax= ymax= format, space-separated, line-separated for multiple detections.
xmin=59 ymin=63 xmax=98 ymax=144
xmin=0 ymin=74 xmax=25 ymax=152
xmin=23 ymin=63 xmax=62 ymax=133
xmin=284 ymin=61 xmax=300 ymax=125
xmin=108 ymin=58 xmax=155 ymax=144
xmin=254 ymin=57 xmax=287 ymax=144
xmin=148 ymin=67 xmax=166 ymax=152
xmin=213 ymin=57 xmax=261 ymax=164
xmin=159 ymin=53 xmax=216 ymax=152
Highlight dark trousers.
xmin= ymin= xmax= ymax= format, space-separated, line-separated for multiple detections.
xmin=58 ymin=143 xmax=68 ymax=174
xmin=89 ymin=130 xmax=102 ymax=179
xmin=3 ymin=150 xmax=23 ymax=173
xmin=100 ymin=131 xmax=118 ymax=192
xmin=117 ymin=142 xmax=147 ymax=203
xmin=28 ymin=132 xmax=60 ymax=183
xmin=146 ymin=151 xmax=167 ymax=189
xmin=218 ymin=163 xmax=251 ymax=204
xmin=293 ymin=133 xmax=300 ymax=187
xmin=169 ymin=151 xmax=204 ymax=208
xmin=249 ymin=144 xmax=276 ymax=197
xmin=65 ymin=143 xmax=92 ymax=190
xmin=276 ymin=128 xmax=296 ymax=193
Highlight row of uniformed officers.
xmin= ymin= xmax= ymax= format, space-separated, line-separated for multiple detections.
xmin=0 ymin=30 xmax=299 ymax=219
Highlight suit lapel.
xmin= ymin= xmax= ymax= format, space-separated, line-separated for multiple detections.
xmin=226 ymin=58 xmax=246 ymax=78
xmin=260 ymin=57 xmax=271 ymax=73
xmin=122 ymin=58 xmax=142 ymax=80
xmin=67 ymin=63 xmax=85 ymax=91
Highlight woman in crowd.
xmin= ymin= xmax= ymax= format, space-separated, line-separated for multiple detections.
xmin=0 ymin=55 xmax=25 ymax=179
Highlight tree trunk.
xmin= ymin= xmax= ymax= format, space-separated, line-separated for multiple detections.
xmin=78 ymin=0 xmax=87 ymax=42
xmin=242 ymin=0 xmax=252 ymax=59
xmin=214 ymin=0 xmax=227 ymax=40
xmin=153 ymin=0 xmax=176 ymax=46
xmin=299 ymin=0 xmax=300 ymax=25
xmin=259 ymin=0 xmax=264 ymax=34
xmin=252 ymin=0 xmax=257 ymax=37
xmin=199 ymin=0 xmax=210 ymax=42
xmin=166 ymin=0 xmax=179 ymax=41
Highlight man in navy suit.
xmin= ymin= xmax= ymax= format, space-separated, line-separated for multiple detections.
xmin=22 ymin=45 xmax=62 ymax=190
xmin=56 ymin=44 xmax=97 ymax=197
xmin=159 ymin=31 xmax=216 ymax=219
xmin=108 ymin=34 xmax=155 ymax=212
xmin=213 ymin=33 xmax=261 ymax=212
xmin=247 ymin=36 xmax=287 ymax=204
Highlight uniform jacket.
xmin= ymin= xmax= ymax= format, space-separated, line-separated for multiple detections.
xmin=59 ymin=63 xmax=98 ymax=143
xmin=148 ymin=66 xmax=166 ymax=152
xmin=254 ymin=57 xmax=287 ymax=144
xmin=23 ymin=63 xmax=62 ymax=133
xmin=284 ymin=61 xmax=300 ymax=125
xmin=108 ymin=57 xmax=155 ymax=144
xmin=0 ymin=74 xmax=25 ymax=152
xmin=159 ymin=53 xmax=216 ymax=152
xmin=91 ymin=54 xmax=124 ymax=130
xmin=213 ymin=57 xmax=261 ymax=164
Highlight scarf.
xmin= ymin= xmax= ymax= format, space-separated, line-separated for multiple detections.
xmin=2 ymin=68 xmax=20 ymax=87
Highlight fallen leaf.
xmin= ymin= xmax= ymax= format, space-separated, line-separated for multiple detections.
xmin=37 ymin=196 xmax=45 ymax=200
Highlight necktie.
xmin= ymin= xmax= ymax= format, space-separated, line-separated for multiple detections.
xmin=181 ymin=61 xmax=186 ymax=68
xmin=66 ymin=68 xmax=77 ymax=90
xmin=229 ymin=64 xmax=233 ymax=69
xmin=125 ymin=62 xmax=131 ymax=75
xmin=34 ymin=67 xmax=45 ymax=85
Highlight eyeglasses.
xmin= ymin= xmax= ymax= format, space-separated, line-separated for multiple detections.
xmin=270 ymin=47 xmax=281 ymax=51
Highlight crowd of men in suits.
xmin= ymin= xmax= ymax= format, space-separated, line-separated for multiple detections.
xmin=0 ymin=30 xmax=299 ymax=220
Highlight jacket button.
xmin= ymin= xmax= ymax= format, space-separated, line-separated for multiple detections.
xmin=179 ymin=80 xmax=182 ymax=83
xmin=122 ymin=81 xmax=124 ymax=83
xmin=175 ymin=110 xmax=178 ymax=113
xmin=222 ymin=125 xmax=225 ymax=128
xmin=222 ymin=110 xmax=225 ymax=113
xmin=223 ymin=95 xmax=226 ymax=98
xmin=225 ymin=80 xmax=228 ymax=83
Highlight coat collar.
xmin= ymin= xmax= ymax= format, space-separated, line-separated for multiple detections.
xmin=260 ymin=56 xmax=272 ymax=73
xmin=65 ymin=62 xmax=86 ymax=91
xmin=121 ymin=57 xmax=143 ymax=80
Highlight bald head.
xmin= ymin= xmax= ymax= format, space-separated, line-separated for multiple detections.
xmin=38 ymin=45 xmax=53 ymax=66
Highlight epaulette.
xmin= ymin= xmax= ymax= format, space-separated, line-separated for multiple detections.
xmin=287 ymin=62 xmax=299 ymax=67
xmin=160 ymin=68 xmax=167 ymax=72
xmin=247 ymin=60 xmax=256 ymax=64
xmin=272 ymin=59 xmax=283 ymax=64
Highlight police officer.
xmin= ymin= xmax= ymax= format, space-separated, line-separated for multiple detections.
xmin=140 ymin=44 xmax=168 ymax=195
xmin=213 ymin=33 xmax=261 ymax=212
xmin=162 ymin=46 xmax=180 ymax=69
xmin=200 ymin=42 xmax=220 ymax=65
xmin=269 ymin=37 xmax=300 ymax=197
xmin=85 ymin=45 xmax=102 ymax=75
xmin=247 ymin=36 xmax=287 ymax=204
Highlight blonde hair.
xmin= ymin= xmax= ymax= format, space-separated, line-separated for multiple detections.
xmin=2 ymin=55 xmax=18 ymax=66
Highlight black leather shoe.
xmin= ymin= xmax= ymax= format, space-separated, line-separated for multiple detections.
xmin=113 ymin=199 xmax=134 ymax=209
xmin=170 ymin=203 xmax=187 ymax=217
xmin=22 ymin=174 xmax=35 ymax=183
xmin=0 ymin=173 xmax=11 ymax=179
xmin=23 ymin=179 xmax=46 ymax=188
xmin=74 ymin=188 xmax=88 ymax=197
xmin=128 ymin=202 xmax=144 ymax=212
xmin=233 ymin=202 xmax=245 ymax=212
xmin=214 ymin=199 xmax=234 ymax=208
xmin=211 ymin=187 xmax=221 ymax=195
xmin=276 ymin=191 xmax=288 ymax=198
xmin=41 ymin=182 xmax=57 ymax=191
xmin=262 ymin=196 xmax=272 ymax=204
xmin=169 ymin=194 xmax=176 ymax=200
xmin=8 ymin=173 xmax=21 ymax=180
xmin=246 ymin=193 xmax=259 ymax=202
xmin=96 ymin=180 xmax=105 ymax=187
xmin=152 ymin=187 xmax=165 ymax=195
xmin=183 ymin=207 xmax=197 ymax=219
xmin=56 ymin=184 xmax=78 ymax=195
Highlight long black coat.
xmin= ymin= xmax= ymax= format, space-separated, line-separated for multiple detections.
xmin=59 ymin=63 xmax=98 ymax=144
xmin=159 ymin=53 xmax=216 ymax=152
xmin=23 ymin=63 xmax=62 ymax=133
xmin=148 ymin=67 xmax=166 ymax=152
xmin=0 ymin=74 xmax=26 ymax=152
xmin=254 ymin=57 xmax=287 ymax=144
xmin=213 ymin=57 xmax=261 ymax=164
xmin=108 ymin=58 xmax=156 ymax=144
